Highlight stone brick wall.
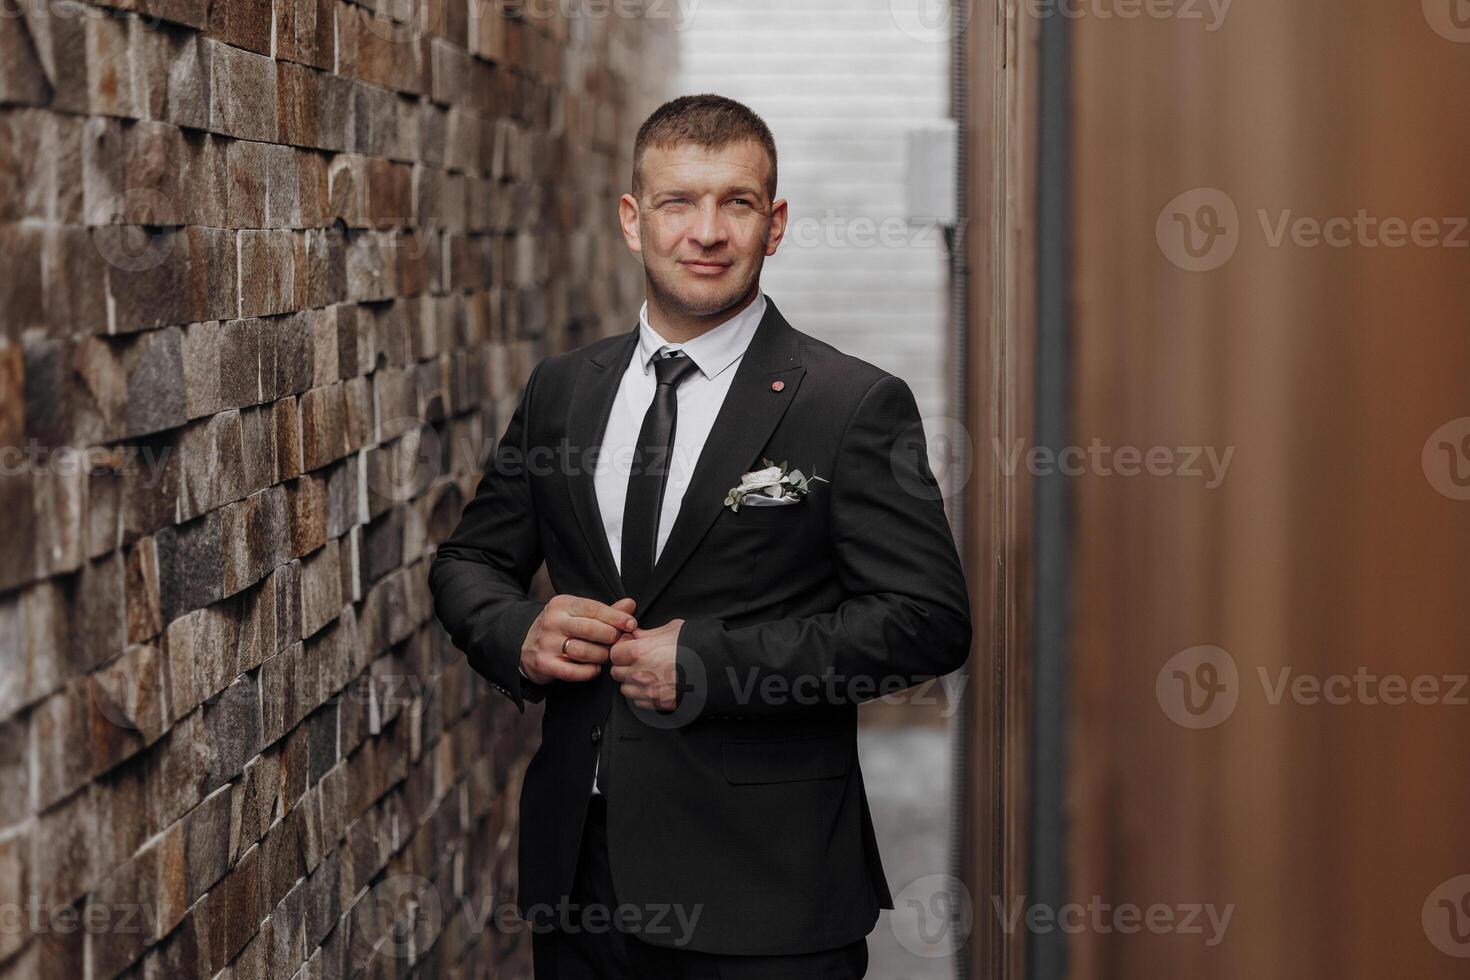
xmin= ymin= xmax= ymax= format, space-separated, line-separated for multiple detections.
xmin=0 ymin=0 xmax=673 ymax=976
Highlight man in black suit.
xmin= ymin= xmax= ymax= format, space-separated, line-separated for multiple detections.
xmin=429 ymin=94 xmax=972 ymax=980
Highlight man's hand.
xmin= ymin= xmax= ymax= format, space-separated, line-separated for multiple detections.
xmin=520 ymin=596 xmax=639 ymax=684
xmin=609 ymin=618 xmax=686 ymax=710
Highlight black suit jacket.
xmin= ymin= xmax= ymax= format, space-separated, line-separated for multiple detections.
xmin=428 ymin=298 xmax=972 ymax=956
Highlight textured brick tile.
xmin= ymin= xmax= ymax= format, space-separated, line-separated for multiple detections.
xmin=365 ymin=158 xmax=411 ymax=228
xmin=125 ymin=534 xmax=164 ymax=644
xmin=258 ymin=798 xmax=305 ymax=915
xmin=0 ymin=111 xmax=47 ymax=223
xmin=287 ymin=471 xmax=327 ymax=556
xmin=0 ymin=6 xmax=50 ymax=106
xmin=32 ymin=782 xmax=98 ymax=904
xmin=299 ymin=537 xmax=342 ymax=638
xmin=164 ymin=27 xmax=212 ymax=129
xmin=81 ymin=115 xmax=125 ymax=225
xmin=265 ymin=311 xmax=314 ymax=400
xmin=273 ymin=395 xmax=303 ymax=481
xmin=471 ymin=0 xmax=506 ymax=62
xmin=0 ymin=716 xmax=28 ymax=829
xmin=150 ymin=0 xmax=212 ymax=30
xmin=145 ymin=711 xmax=211 ymax=834
xmin=220 ymin=492 xmax=267 ymax=596
xmin=189 ymin=225 xmax=240 ymax=322
xmin=0 ymin=823 xmax=28 ymax=962
xmin=104 ymin=225 xmax=235 ymax=333
xmin=208 ymin=40 xmax=277 ymax=141
xmin=155 ymin=510 xmax=224 ymax=622
xmin=198 ymin=843 xmax=262 ymax=973
xmin=125 ymin=326 xmax=189 ymax=438
xmin=226 ymin=138 xmax=268 ymax=228
xmin=231 ymin=749 xmax=281 ymax=861
xmin=239 ymin=403 xmax=278 ymax=491
xmin=93 ymin=640 xmax=168 ymax=750
xmin=217 ymin=316 xmax=262 ymax=407
xmin=178 ymin=409 xmax=250 ymax=520
xmin=0 ymin=223 xmax=46 ymax=339
xmin=262 ymin=144 xmax=302 ymax=228
xmin=345 ymin=232 xmax=395 ymax=302
xmin=239 ymin=229 xmax=297 ymax=318
xmin=204 ymin=673 xmax=262 ymax=791
xmin=44 ymin=226 xmax=110 ymax=336
xmin=183 ymin=785 xmax=233 ymax=905
xmin=276 ymin=60 xmax=320 ymax=148
xmin=260 ymin=639 xmax=313 ymax=743
xmin=298 ymin=149 xmax=329 ymax=226
xmin=85 ymin=15 xmax=138 ymax=119
xmin=180 ymin=320 xmax=225 ymax=420
xmin=316 ymin=71 xmax=354 ymax=153
xmin=211 ymin=0 xmax=274 ymax=56
xmin=304 ymin=228 xmax=346 ymax=308
xmin=299 ymin=384 xmax=347 ymax=472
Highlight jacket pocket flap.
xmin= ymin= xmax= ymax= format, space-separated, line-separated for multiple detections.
xmin=722 ymin=734 xmax=855 ymax=785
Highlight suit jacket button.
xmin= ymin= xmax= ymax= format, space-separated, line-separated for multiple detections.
xmin=590 ymin=724 xmax=602 ymax=744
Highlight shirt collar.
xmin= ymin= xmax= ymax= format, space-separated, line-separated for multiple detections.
xmin=636 ymin=290 xmax=767 ymax=381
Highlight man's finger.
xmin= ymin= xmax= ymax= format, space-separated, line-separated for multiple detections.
xmin=560 ymin=615 xmax=624 ymax=646
xmin=609 ymin=639 xmax=637 ymax=667
xmin=560 ymin=638 xmax=611 ymax=664
xmin=567 ymin=596 xmax=639 ymax=632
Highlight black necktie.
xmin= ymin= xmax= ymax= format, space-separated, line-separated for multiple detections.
xmin=597 ymin=349 xmax=699 ymax=799
xmin=620 ymin=349 xmax=701 ymax=600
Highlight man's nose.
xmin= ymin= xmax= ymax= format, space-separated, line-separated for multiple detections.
xmin=690 ymin=203 xmax=726 ymax=246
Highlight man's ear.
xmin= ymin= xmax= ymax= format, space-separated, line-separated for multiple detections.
xmin=765 ymin=198 xmax=789 ymax=255
xmin=619 ymin=193 xmax=644 ymax=253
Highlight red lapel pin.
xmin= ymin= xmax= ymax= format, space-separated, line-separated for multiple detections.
xmin=771 ymin=380 xmax=785 ymax=392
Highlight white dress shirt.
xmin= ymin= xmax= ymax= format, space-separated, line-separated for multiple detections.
xmin=587 ymin=289 xmax=767 ymax=794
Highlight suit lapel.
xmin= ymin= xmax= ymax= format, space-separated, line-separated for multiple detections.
xmin=562 ymin=298 xmax=806 ymax=615
xmin=638 ymin=299 xmax=805 ymax=614
xmin=565 ymin=330 xmax=639 ymax=599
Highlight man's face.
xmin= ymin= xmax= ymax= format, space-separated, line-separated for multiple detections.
xmin=620 ymin=140 xmax=787 ymax=318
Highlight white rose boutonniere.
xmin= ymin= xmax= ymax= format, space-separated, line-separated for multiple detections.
xmin=723 ymin=456 xmax=830 ymax=512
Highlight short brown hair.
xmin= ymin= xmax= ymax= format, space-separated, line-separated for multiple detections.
xmin=631 ymin=94 xmax=778 ymax=203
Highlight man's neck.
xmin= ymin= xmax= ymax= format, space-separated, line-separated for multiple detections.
xmin=645 ymin=286 xmax=760 ymax=345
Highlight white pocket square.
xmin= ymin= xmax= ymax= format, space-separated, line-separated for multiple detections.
xmin=739 ymin=493 xmax=802 ymax=507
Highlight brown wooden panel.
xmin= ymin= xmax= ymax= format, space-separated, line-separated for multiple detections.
xmin=960 ymin=0 xmax=1042 ymax=976
xmin=1066 ymin=1 xmax=1470 ymax=978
